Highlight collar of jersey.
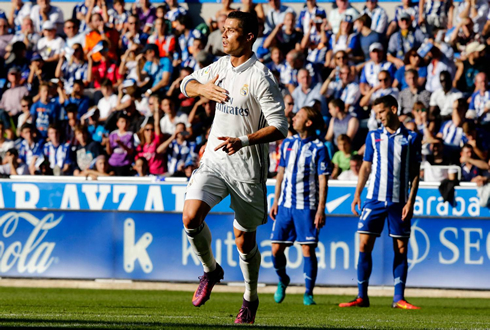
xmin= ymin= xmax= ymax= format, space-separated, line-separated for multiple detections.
xmin=382 ymin=124 xmax=406 ymax=137
xmin=228 ymin=53 xmax=257 ymax=73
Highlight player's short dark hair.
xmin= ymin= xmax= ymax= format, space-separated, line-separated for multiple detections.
xmin=65 ymin=103 xmax=78 ymax=114
xmin=373 ymin=95 xmax=398 ymax=110
xmin=227 ymin=11 xmax=259 ymax=45
xmin=301 ymin=106 xmax=324 ymax=132
xmin=329 ymin=98 xmax=345 ymax=112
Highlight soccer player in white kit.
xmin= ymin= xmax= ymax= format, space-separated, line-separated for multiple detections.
xmin=180 ymin=11 xmax=288 ymax=324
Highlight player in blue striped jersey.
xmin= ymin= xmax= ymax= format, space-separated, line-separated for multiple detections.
xmin=339 ymin=95 xmax=422 ymax=310
xmin=270 ymin=106 xmax=330 ymax=306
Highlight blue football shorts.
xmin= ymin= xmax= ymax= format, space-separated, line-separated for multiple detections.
xmin=357 ymin=200 xmax=411 ymax=238
xmin=270 ymin=205 xmax=319 ymax=245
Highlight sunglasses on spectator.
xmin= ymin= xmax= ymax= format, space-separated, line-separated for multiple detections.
xmin=65 ymin=25 xmax=75 ymax=29
xmin=21 ymin=104 xmax=29 ymax=108
xmin=128 ymin=22 xmax=137 ymax=25
xmin=336 ymin=56 xmax=345 ymax=60
xmin=415 ymin=108 xmax=427 ymax=112
xmin=378 ymin=78 xmax=388 ymax=82
xmin=287 ymin=102 xmax=294 ymax=106
xmin=145 ymin=128 xmax=154 ymax=131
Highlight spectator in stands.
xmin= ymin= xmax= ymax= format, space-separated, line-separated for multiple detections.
xmin=63 ymin=104 xmax=80 ymax=144
xmin=460 ymin=144 xmax=488 ymax=182
xmin=64 ymin=19 xmax=85 ymax=48
xmin=9 ymin=0 xmax=33 ymax=33
xmin=82 ymin=107 xmax=108 ymax=143
xmin=30 ymin=0 xmax=64 ymax=35
xmin=435 ymin=98 xmax=468 ymax=148
xmin=136 ymin=104 xmax=166 ymax=175
xmin=393 ymin=48 xmax=428 ymax=90
xmin=425 ymin=44 xmax=455 ymax=93
xmin=405 ymin=101 xmax=429 ymax=134
xmin=148 ymin=17 xmax=176 ymax=58
xmin=84 ymin=13 xmax=119 ymax=63
xmin=281 ymin=50 xmax=319 ymax=94
xmin=80 ymin=154 xmax=114 ymax=179
xmin=43 ymin=124 xmax=72 ymax=175
xmin=18 ymin=122 xmax=44 ymax=175
xmin=361 ymin=70 xmax=399 ymax=130
xmin=158 ymin=122 xmax=196 ymax=176
xmin=361 ymin=0 xmax=388 ymax=34
xmin=133 ymin=156 xmax=150 ymax=177
xmin=72 ymin=124 xmax=101 ymax=175
xmin=325 ymin=98 xmax=359 ymax=148
xmin=0 ymin=123 xmax=15 ymax=159
xmin=175 ymin=15 xmax=202 ymax=66
xmin=292 ymin=68 xmax=327 ymax=115
xmin=188 ymin=97 xmax=215 ymax=143
xmin=0 ymin=67 xmax=29 ymax=125
xmin=468 ymin=72 xmax=490 ymax=126
xmin=55 ymin=43 xmax=89 ymax=95
xmin=463 ymin=121 xmax=488 ymax=160
xmin=132 ymin=0 xmax=156 ymax=34
xmin=17 ymin=95 xmax=33 ymax=133
xmin=300 ymin=13 xmax=328 ymax=65
xmin=337 ymin=153 xmax=362 ymax=181
xmin=87 ymin=40 xmax=122 ymax=89
xmin=59 ymin=79 xmax=91 ymax=119
xmin=355 ymin=14 xmax=382 ymax=62
xmin=264 ymin=12 xmax=302 ymax=58
xmin=159 ymin=96 xmax=188 ymax=135
xmin=205 ymin=13 xmax=227 ymax=57
xmin=137 ymin=43 xmax=173 ymax=97
xmin=264 ymin=0 xmax=294 ymax=35
xmin=422 ymin=137 xmax=458 ymax=182
xmin=418 ymin=0 xmax=454 ymax=35
xmin=120 ymin=15 xmax=147 ymax=53
xmin=326 ymin=15 xmax=362 ymax=66
xmin=0 ymin=148 xmax=29 ymax=176
xmin=429 ymin=70 xmax=463 ymax=120
xmin=30 ymin=82 xmax=60 ymax=138
xmin=108 ymin=0 xmax=129 ymax=32
xmin=97 ymin=79 xmax=117 ymax=122
xmin=328 ymin=0 xmax=359 ymax=34
xmin=167 ymin=67 xmax=195 ymax=112
xmin=398 ymin=68 xmax=431 ymax=117
xmin=449 ymin=17 xmax=476 ymax=52
xmin=106 ymin=113 xmax=134 ymax=176
xmin=322 ymin=65 xmax=361 ymax=116
xmin=165 ymin=0 xmax=187 ymax=26
xmin=387 ymin=0 xmax=419 ymax=37
xmin=359 ymin=43 xmax=396 ymax=95
xmin=331 ymin=134 xmax=357 ymax=179
xmin=10 ymin=18 xmax=40 ymax=55
xmin=0 ymin=18 xmax=13 ymax=59
xmin=387 ymin=13 xmax=426 ymax=68
xmin=454 ymin=42 xmax=487 ymax=94
xmin=37 ymin=21 xmax=65 ymax=65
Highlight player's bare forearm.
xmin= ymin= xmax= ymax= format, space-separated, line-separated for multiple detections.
xmin=184 ymin=75 xmax=228 ymax=103
xmin=407 ymin=163 xmax=421 ymax=206
xmin=317 ymin=175 xmax=328 ymax=212
xmin=248 ymin=126 xmax=286 ymax=145
xmin=274 ymin=167 xmax=285 ymax=205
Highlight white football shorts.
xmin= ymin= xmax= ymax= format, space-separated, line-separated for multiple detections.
xmin=185 ymin=163 xmax=268 ymax=232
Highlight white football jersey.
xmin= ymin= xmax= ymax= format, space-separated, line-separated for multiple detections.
xmin=181 ymin=54 xmax=288 ymax=184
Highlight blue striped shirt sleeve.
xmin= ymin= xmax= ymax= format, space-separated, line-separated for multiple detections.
xmin=364 ymin=132 xmax=374 ymax=162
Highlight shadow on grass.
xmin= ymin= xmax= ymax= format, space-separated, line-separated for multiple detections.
xmin=0 ymin=318 xmax=358 ymax=329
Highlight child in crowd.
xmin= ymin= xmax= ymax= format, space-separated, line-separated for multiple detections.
xmin=331 ymin=134 xmax=357 ymax=179
xmin=106 ymin=113 xmax=134 ymax=176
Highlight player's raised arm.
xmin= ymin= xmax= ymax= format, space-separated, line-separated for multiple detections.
xmin=183 ymin=74 xmax=229 ymax=103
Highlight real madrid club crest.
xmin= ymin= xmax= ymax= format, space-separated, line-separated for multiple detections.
xmin=240 ymin=84 xmax=249 ymax=96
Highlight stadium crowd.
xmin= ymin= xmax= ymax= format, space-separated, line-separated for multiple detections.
xmin=1 ymin=0 xmax=490 ymax=184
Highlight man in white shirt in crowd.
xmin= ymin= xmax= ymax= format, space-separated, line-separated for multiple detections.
xmin=30 ymin=0 xmax=64 ymax=34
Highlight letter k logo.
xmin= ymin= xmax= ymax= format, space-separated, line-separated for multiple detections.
xmin=124 ymin=218 xmax=153 ymax=273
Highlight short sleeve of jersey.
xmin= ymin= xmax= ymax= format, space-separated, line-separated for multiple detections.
xmin=363 ymin=131 xmax=374 ymax=162
xmin=410 ymin=132 xmax=422 ymax=164
xmin=317 ymin=143 xmax=331 ymax=175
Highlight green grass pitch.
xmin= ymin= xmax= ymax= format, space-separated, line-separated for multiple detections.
xmin=0 ymin=287 xmax=489 ymax=329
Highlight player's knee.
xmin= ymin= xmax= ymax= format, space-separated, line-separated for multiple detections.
xmin=301 ymin=244 xmax=315 ymax=257
xmin=182 ymin=210 xmax=202 ymax=229
xmin=271 ymin=243 xmax=285 ymax=256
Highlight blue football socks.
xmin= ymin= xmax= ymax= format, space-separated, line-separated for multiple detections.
xmin=358 ymin=251 xmax=373 ymax=299
xmin=303 ymin=255 xmax=318 ymax=296
xmin=393 ymin=252 xmax=408 ymax=302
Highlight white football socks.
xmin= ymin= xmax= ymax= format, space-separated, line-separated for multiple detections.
xmin=185 ymin=222 xmax=217 ymax=273
xmin=238 ymin=244 xmax=261 ymax=302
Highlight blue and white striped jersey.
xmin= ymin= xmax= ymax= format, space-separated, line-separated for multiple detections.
xmin=393 ymin=5 xmax=419 ymax=28
xmin=364 ymin=125 xmax=421 ymax=203
xmin=362 ymin=6 xmax=388 ymax=34
xmin=438 ymin=121 xmax=468 ymax=147
xmin=278 ymin=135 xmax=331 ymax=210
xmin=297 ymin=6 xmax=327 ymax=35
xmin=165 ymin=6 xmax=187 ymax=23
xmin=178 ymin=29 xmax=202 ymax=63
xmin=469 ymin=90 xmax=490 ymax=123
xmin=43 ymin=142 xmax=72 ymax=169
xmin=167 ymin=140 xmax=196 ymax=175
xmin=360 ymin=61 xmax=396 ymax=88
xmin=18 ymin=139 xmax=44 ymax=167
